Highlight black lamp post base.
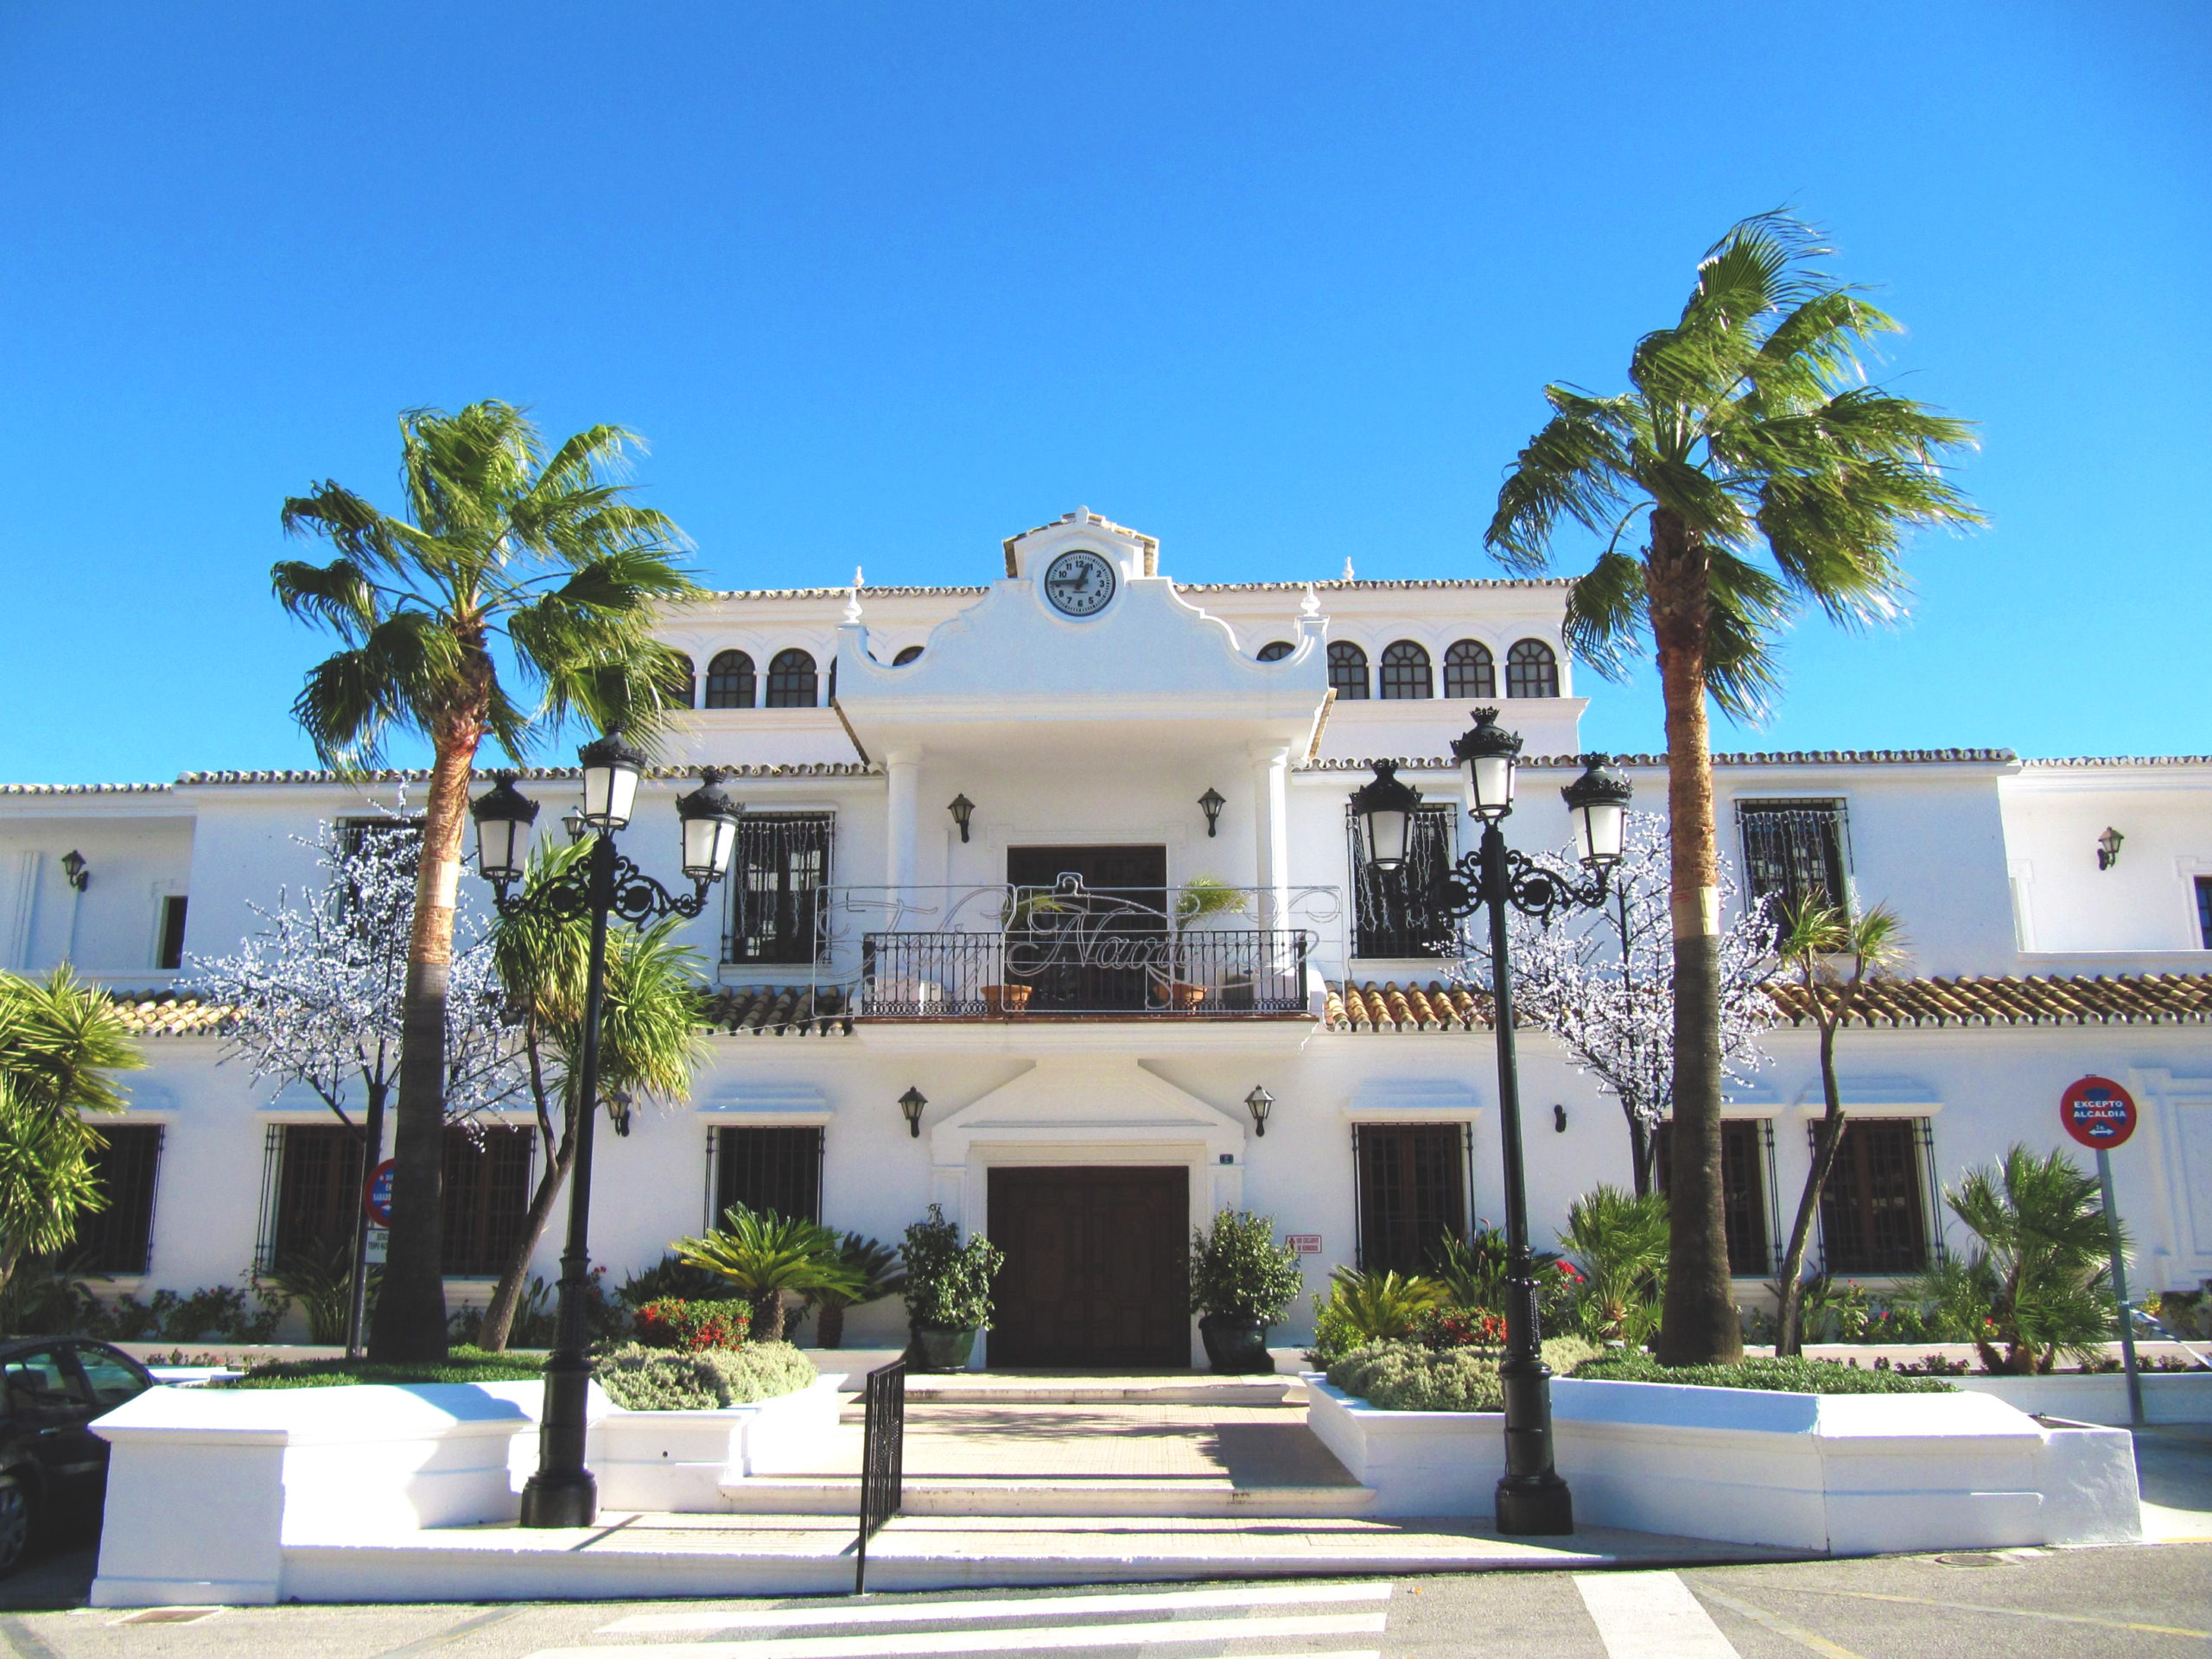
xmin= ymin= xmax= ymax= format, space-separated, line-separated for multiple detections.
xmin=518 ymin=1471 xmax=599 ymax=1529
xmin=1495 ymin=1475 xmax=1573 ymax=1536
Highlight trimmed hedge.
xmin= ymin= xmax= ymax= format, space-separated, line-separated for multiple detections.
xmin=219 ymin=1345 xmax=545 ymax=1389
xmin=593 ymin=1340 xmax=817 ymax=1410
xmin=1326 ymin=1337 xmax=1602 ymax=1413
xmin=1569 ymin=1352 xmax=1955 ymax=1394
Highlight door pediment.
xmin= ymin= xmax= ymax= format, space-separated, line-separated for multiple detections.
xmin=930 ymin=1058 xmax=1245 ymax=1166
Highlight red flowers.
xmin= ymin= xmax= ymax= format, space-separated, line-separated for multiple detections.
xmin=633 ymin=1297 xmax=753 ymax=1352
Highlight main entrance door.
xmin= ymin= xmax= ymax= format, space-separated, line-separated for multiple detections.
xmin=987 ymin=1166 xmax=1189 ymax=1368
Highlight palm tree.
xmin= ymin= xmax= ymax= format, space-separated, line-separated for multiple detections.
xmin=275 ymin=401 xmax=701 ymax=1360
xmin=0 ymin=968 xmax=145 ymax=1298
xmin=1769 ymin=897 xmax=1908 ymax=1354
xmin=804 ymin=1233 xmax=908 ymax=1350
xmin=476 ymin=841 xmax=710 ymax=1351
xmin=1484 ymin=213 xmax=1980 ymax=1363
xmin=676 ymin=1206 xmax=862 ymax=1342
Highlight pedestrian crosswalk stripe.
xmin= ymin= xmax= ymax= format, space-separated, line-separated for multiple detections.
xmin=602 ymin=1580 xmax=1394 ymax=1634
xmin=1575 ymin=1572 xmax=1740 ymax=1659
xmin=525 ymin=1611 xmax=1388 ymax=1659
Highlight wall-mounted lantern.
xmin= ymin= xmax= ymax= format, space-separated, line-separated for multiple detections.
xmin=1243 ymin=1084 xmax=1274 ymax=1136
xmin=1198 ymin=787 xmax=1226 ymax=839
xmin=899 ymin=1086 xmax=928 ymax=1138
xmin=60 ymin=850 xmax=89 ymax=893
xmin=948 ymin=795 xmax=975 ymax=844
xmin=2097 ymin=827 xmax=2124 ymax=871
xmin=1554 ymin=1103 xmax=1568 ymax=1134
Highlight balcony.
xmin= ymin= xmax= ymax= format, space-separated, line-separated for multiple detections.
xmin=824 ymin=881 xmax=1335 ymax=1020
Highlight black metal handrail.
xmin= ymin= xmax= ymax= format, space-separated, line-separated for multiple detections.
xmin=860 ymin=927 xmax=1312 ymax=1016
xmin=855 ymin=1357 xmax=906 ymax=1595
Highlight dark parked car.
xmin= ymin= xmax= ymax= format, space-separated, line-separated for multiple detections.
xmin=0 ymin=1338 xmax=152 ymax=1574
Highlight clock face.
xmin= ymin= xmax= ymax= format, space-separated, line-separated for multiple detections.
xmin=1041 ymin=549 xmax=1117 ymax=617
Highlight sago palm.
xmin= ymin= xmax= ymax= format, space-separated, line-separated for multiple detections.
xmin=275 ymin=401 xmax=701 ymax=1360
xmin=1770 ymin=897 xmax=1908 ymax=1354
xmin=676 ymin=1206 xmax=862 ymax=1343
xmin=1485 ymin=212 xmax=1980 ymax=1363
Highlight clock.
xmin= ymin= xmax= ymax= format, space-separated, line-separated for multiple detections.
xmin=1041 ymin=549 xmax=1117 ymax=618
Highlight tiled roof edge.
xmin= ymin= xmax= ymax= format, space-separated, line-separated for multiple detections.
xmin=175 ymin=762 xmax=880 ymax=786
xmin=1300 ymin=747 xmax=2017 ymax=772
xmin=0 ymin=782 xmax=174 ymax=796
xmin=2018 ymin=755 xmax=2212 ymax=770
xmin=700 ymin=585 xmax=991 ymax=601
xmin=695 ymin=575 xmax=1574 ymax=602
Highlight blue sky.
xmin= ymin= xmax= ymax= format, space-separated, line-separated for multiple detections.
xmin=1 ymin=3 xmax=2204 ymax=781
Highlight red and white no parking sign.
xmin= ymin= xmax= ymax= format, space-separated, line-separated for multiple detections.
xmin=2059 ymin=1075 xmax=2137 ymax=1151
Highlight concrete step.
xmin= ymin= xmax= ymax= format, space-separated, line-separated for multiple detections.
xmin=717 ymin=1474 xmax=1378 ymax=1518
xmin=903 ymin=1375 xmax=1306 ymax=1407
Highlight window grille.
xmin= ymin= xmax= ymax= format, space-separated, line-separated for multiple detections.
xmin=79 ymin=1125 xmax=163 ymax=1274
xmin=766 ymin=648 xmax=818 ymax=708
xmin=258 ymin=1122 xmax=365 ymax=1275
xmin=727 ymin=814 xmax=834 ymax=964
xmin=156 ymin=895 xmax=188 ymax=970
xmin=707 ymin=1126 xmax=824 ymax=1227
xmin=664 ymin=652 xmax=696 ymax=710
xmin=1738 ymin=798 xmax=1853 ymax=914
xmin=1327 ymin=641 xmax=1370 ymax=700
xmin=1351 ymin=1122 xmax=1471 ymax=1273
xmin=442 ymin=1125 xmax=535 ymax=1277
xmin=1256 ymin=640 xmax=1294 ymax=662
xmin=1505 ymin=639 xmax=1558 ymax=698
xmin=1444 ymin=639 xmax=1494 ymax=700
xmin=1348 ymin=804 xmax=1460 ymax=958
xmin=893 ymin=645 xmax=925 ymax=666
xmin=1815 ymin=1118 xmax=1934 ymax=1274
xmin=1377 ymin=641 xmax=1433 ymax=700
xmin=1655 ymin=1118 xmax=1774 ymax=1277
xmin=2197 ymin=876 xmax=2212 ymax=949
xmin=705 ymin=650 xmax=756 ymax=709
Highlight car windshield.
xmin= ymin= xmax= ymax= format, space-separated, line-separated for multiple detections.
xmin=3 ymin=1350 xmax=89 ymax=1420
xmin=73 ymin=1347 xmax=148 ymax=1411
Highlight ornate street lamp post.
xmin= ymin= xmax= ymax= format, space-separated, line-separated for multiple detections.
xmin=470 ymin=737 xmax=741 ymax=1528
xmin=1355 ymin=709 xmax=1630 ymax=1535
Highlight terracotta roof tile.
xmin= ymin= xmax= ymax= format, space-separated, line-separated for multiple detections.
xmin=1325 ymin=973 xmax=2212 ymax=1033
xmin=1301 ymin=748 xmax=2017 ymax=773
xmin=175 ymin=762 xmax=876 ymax=786
xmin=700 ymin=984 xmax=852 ymax=1037
xmin=105 ymin=992 xmax=240 ymax=1038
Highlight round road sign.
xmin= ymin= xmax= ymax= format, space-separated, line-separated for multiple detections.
xmin=2060 ymin=1076 xmax=2137 ymax=1151
xmin=365 ymin=1158 xmax=397 ymax=1226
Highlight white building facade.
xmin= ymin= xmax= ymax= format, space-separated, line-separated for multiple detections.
xmin=5 ymin=508 xmax=2210 ymax=1358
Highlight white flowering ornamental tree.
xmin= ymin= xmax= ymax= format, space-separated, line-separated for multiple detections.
xmin=193 ymin=810 xmax=524 ymax=1351
xmin=1487 ymin=813 xmax=1778 ymax=1197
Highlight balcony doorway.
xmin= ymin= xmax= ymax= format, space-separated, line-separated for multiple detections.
xmin=1004 ymin=845 xmax=1166 ymax=1013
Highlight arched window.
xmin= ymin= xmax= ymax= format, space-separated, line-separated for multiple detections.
xmin=663 ymin=652 xmax=696 ymax=710
xmin=704 ymin=650 xmax=755 ymax=709
xmin=1327 ymin=641 xmax=1370 ymax=700
xmin=1506 ymin=639 xmax=1559 ymax=698
xmin=766 ymin=648 xmax=818 ymax=709
xmin=1256 ymin=640 xmax=1295 ymax=662
xmin=1378 ymin=640 xmax=1433 ymax=700
xmin=893 ymin=645 xmax=925 ymax=666
xmin=1444 ymin=639 xmax=1494 ymax=700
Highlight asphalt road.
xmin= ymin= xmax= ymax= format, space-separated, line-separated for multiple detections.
xmin=0 ymin=1546 xmax=2205 ymax=1659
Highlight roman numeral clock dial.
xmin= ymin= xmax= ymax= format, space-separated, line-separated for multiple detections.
xmin=1041 ymin=549 xmax=1116 ymax=617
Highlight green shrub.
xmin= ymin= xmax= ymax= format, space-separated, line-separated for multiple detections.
xmin=1559 ymin=1185 xmax=1668 ymax=1345
xmin=899 ymin=1205 xmax=1005 ymax=1332
xmin=1569 ymin=1351 xmax=1955 ymax=1394
xmin=1325 ymin=1336 xmax=1601 ymax=1412
xmin=1306 ymin=1269 xmax=1443 ymax=1365
xmin=593 ymin=1340 xmax=817 ymax=1410
xmin=632 ymin=1296 xmax=752 ymax=1351
xmin=219 ymin=1345 xmax=545 ymax=1389
xmin=1185 ymin=1211 xmax=1303 ymax=1324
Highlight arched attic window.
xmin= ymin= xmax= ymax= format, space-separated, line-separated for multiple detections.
xmin=663 ymin=652 xmax=696 ymax=710
xmin=1444 ymin=640 xmax=1494 ymax=700
xmin=1256 ymin=640 xmax=1295 ymax=662
xmin=704 ymin=650 xmax=755 ymax=709
xmin=1327 ymin=641 xmax=1370 ymax=700
xmin=893 ymin=645 xmax=925 ymax=666
xmin=1378 ymin=640 xmax=1433 ymax=699
xmin=1506 ymin=639 xmax=1560 ymax=698
xmin=766 ymin=648 xmax=819 ymax=708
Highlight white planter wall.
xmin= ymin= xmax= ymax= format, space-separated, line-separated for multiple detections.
xmin=1952 ymin=1370 xmax=2212 ymax=1426
xmin=1304 ymin=1378 xmax=1503 ymax=1516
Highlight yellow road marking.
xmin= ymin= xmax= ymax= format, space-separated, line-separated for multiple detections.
xmin=1733 ymin=1583 xmax=2209 ymax=1640
xmin=1693 ymin=1588 xmax=1869 ymax=1659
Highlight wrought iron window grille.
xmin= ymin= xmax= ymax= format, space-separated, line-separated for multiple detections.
xmin=1347 ymin=804 xmax=1462 ymax=958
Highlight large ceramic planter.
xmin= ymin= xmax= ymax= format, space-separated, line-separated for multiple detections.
xmin=1198 ymin=1313 xmax=1273 ymax=1375
xmin=981 ymin=984 xmax=1031 ymax=1015
xmin=907 ymin=1326 xmax=978 ymax=1372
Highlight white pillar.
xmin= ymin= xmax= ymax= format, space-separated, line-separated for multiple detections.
xmin=1251 ymin=746 xmax=1291 ymax=931
xmin=885 ymin=748 xmax=921 ymax=922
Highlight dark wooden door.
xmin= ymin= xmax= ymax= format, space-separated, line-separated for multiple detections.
xmin=987 ymin=1166 xmax=1189 ymax=1368
xmin=1004 ymin=846 xmax=1167 ymax=1012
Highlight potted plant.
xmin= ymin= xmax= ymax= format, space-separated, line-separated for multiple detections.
xmin=1185 ymin=1209 xmax=1306 ymax=1373
xmin=984 ymin=889 xmax=1066 ymax=1014
xmin=899 ymin=1204 xmax=1006 ymax=1371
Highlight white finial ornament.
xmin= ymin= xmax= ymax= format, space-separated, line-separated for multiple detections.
xmin=1300 ymin=583 xmax=1320 ymax=618
xmin=854 ymin=565 xmax=864 ymax=589
xmin=1342 ymin=556 xmax=1355 ymax=582
xmin=843 ymin=585 xmax=863 ymax=625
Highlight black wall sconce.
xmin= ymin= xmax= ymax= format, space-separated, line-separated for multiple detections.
xmin=948 ymin=795 xmax=974 ymax=844
xmin=1198 ymin=787 xmax=1225 ymax=838
xmin=1553 ymin=1103 xmax=1568 ymax=1133
xmin=2097 ymin=826 xmax=2123 ymax=871
xmin=60 ymin=850 xmax=89 ymax=893
xmin=1243 ymin=1084 xmax=1274 ymax=1136
xmin=899 ymin=1086 xmax=927 ymax=1138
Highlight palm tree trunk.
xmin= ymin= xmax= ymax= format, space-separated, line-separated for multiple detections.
xmin=1774 ymin=1013 xmax=1846 ymax=1356
xmin=0 ymin=1236 xmax=24 ymax=1304
xmin=367 ymin=730 xmax=477 ymax=1362
xmin=478 ymin=1128 xmax=578 ymax=1352
xmin=1626 ymin=1112 xmax=1654 ymax=1199
xmin=1648 ymin=511 xmax=1743 ymax=1366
